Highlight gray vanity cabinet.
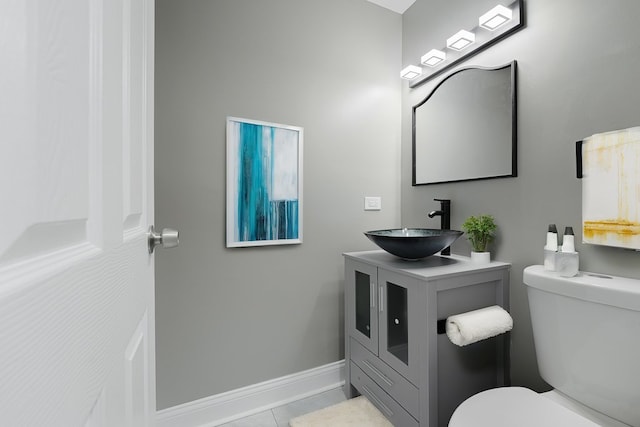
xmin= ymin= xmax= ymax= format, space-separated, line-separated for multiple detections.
xmin=344 ymin=250 xmax=510 ymax=427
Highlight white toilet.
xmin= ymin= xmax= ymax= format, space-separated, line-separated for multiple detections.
xmin=449 ymin=265 xmax=640 ymax=427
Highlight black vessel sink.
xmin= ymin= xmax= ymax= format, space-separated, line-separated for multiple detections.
xmin=364 ymin=228 xmax=463 ymax=260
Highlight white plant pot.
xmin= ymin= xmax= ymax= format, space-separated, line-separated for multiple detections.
xmin=471 ymin=251 xmax=491 ymax=264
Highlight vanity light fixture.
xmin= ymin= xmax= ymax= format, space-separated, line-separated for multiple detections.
xmin=479 ymin=5 xmax=513 ymax=31
xmin=406 ymin=0 xmax=524 ymax=87
xmin=421 ymin=49 xmax=446 ymax=67
xmin=400 ymin=65 xmax=422 ymax=80
xmin=446 ymin=30 xmax=475 ymax=51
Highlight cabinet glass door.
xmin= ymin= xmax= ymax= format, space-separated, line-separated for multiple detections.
xmin=378 ymin=269 xmax=418 ymax=383
xmin=346 ymin=260 xmax=378 ymax=355
xmin=386 ymin=282 xmax=408 ymax=365
xmin=355 ymin=271 xmax=371 ymax=338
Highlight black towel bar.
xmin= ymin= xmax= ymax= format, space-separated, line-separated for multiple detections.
xmin=437 ymin=319 xmax=446 ymax=335
xmin=576 ymin=140 xmax=583 ymax=179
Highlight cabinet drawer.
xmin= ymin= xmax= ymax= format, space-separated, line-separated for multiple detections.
xmin=350 ymin=337 xmax=419 ymax=418
xmin=351 ymin=362 xmax=419 ymax=427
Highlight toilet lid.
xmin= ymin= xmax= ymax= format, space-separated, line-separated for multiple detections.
xmin=449 ymin=387 xmax=601 ymax=427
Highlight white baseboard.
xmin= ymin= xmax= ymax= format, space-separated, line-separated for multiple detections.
xmin=156 ymin=360 xmax=345 ymax=427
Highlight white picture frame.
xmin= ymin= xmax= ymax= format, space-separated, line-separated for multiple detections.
xmin=226 ymin=117 xmax=303 ymax=248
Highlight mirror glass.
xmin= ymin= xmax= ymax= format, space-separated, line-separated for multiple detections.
xmin=412 ymin=61 xmax=516 ymax=185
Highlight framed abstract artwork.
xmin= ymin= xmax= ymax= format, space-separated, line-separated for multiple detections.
xmin=580 ymin=126 xmax=640 ymax=250
xmin=226 ymin=117 xmax=303 ymax=247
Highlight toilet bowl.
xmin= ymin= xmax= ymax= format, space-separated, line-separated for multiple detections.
xmin=449 ymin=387 xmax=626 ymax=426
xmin=449 ymin=265 xmax=640 ymax=427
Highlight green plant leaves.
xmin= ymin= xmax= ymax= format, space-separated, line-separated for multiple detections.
xmin=461 ymin=214 xmax=497 ymax=252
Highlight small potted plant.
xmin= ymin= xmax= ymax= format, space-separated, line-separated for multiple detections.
xmin=461 ymin=214 xmax=497 ymax=264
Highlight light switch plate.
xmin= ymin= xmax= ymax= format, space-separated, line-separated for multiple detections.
xmin=364 ymin=196 xmax=381 ymax=211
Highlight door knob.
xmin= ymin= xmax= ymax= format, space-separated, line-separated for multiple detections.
xmin=148 ymin=225 xmax=179 ymax=253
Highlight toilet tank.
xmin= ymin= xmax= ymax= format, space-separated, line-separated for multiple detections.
xmin=523 ymin=265 xmax=640 ymax=427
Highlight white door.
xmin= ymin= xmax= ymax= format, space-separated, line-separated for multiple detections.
xmin=0 ymin=0 xmax=158 ymax=425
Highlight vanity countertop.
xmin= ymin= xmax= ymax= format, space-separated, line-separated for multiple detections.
xmin=343 ymin=250 xmax=510 ymax=282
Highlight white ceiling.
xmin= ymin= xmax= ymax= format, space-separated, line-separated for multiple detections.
xmin=366 ymin=0 xmax=417 ymax=14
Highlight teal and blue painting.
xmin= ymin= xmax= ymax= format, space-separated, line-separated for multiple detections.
xmin=227 ymin=118 xmax=302 ymax=247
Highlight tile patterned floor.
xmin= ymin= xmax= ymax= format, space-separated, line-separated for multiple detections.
xmin=218 ymin=387 xmax=347 ymax=427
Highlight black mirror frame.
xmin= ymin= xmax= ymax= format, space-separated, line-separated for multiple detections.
xmin=412 ymin=60 xmax=517 ymax=186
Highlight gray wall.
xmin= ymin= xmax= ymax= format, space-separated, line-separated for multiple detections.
xmin=402 ymin=0 xmax=640 ymax=390
xmin=155 ymin=0 xmax=402 ymax=409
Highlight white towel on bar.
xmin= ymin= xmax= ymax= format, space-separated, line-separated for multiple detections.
xmin=446 ymin=305 xmax=513 ymax=347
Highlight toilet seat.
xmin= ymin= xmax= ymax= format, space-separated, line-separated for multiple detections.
xmin=448 ymin=387 xmax=600 ymax=427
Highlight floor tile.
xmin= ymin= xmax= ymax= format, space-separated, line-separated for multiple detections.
xmin=217 ymin=410 xmax=278 ymax=427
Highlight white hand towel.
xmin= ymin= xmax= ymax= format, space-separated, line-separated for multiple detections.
xmin=446 ymin=305 xmax=513 ymax=347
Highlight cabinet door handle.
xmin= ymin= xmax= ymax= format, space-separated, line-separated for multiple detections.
xmin=370 ymin=281 xmax=375 ymax=308
xmin=362 ymin=385 xmax=394 ymax=418
xmin=379 ymin=286 xmax=384 ymax=312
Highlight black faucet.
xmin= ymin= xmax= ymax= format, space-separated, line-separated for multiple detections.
xmin=428 ymin=198 xmax=451 ymax=255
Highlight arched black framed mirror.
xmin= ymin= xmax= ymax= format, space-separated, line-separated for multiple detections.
xmin=412 ymin=61 xmax=517 ymax=186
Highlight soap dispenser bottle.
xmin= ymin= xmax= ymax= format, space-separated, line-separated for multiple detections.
xmin=557 ymin=226 xmax=579 ymax=277
xmin=543 ymin=224 xmax=558 ymax=271
xmin=561 ymin=226 xmax=575 ymax=253
xmin=545 ymin=224 xmax=558 ymax=251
